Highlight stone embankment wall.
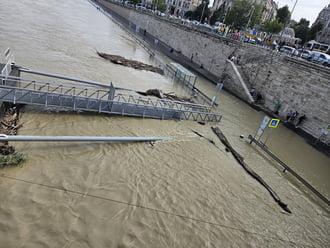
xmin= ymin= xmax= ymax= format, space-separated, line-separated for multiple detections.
xmin=95 ymin=0 xmax=329 ymax=140
xmin=242 ymin=57 xmax=330 ymax=137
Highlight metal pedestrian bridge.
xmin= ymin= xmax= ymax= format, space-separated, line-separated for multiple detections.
xmin=0 ymin=72 xmax=222 ymax=122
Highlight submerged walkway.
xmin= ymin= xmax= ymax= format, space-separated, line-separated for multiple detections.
xmin=0 ymin=69 xmax=222 ymax=123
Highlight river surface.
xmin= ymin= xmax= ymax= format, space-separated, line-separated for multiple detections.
xmin=0 ymin=0 xmax=329 ymax=247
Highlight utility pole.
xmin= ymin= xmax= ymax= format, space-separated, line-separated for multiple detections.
xmin=246 ymin=5 xmax=255 ymax=31
xmin=199 ymin=1 xmax=206 ymax=23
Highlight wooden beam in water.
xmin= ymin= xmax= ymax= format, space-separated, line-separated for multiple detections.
xmin=211 ymin=127 xmax=292 ymax=213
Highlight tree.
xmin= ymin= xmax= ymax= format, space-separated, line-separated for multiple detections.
xmin=224 ymin=0 xmax=262 ymax=30
xmin=152 ymin=0 xmax=167 ymax=12
xmin=185 ymin=0 xmax=210 ymax=23
xmin=276 ymin=6 xmax=290 ymax=24
xmin=292 ymin=18 xmax=310 ymax=44
xmin=130 ymin=0 xmax=140 ymax=6
xmin=209 ymin=3 xmax=226 ymax=26
xmin=263 ymin=19 xmax=284 ymax=34
xmin=307 ymin=21 xmax=324 ymax=42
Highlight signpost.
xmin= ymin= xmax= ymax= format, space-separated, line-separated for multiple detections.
xmin=268 ymin=119 xmax=280 ymax=128
xmin=211 ymin=82 xmax=223 ymax=107
xmin=216 ymin=82 xmax=223 ymax=91
xmin=326 ymin=124 xmax=330 ymax=131
xmin=251 ymin=116 xmax=280 ymax=146
xmin=251 ymin=116 xmax=270 ymax=143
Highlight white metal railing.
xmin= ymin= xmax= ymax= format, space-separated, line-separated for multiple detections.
xmin=1 ymin=48 xmax=14 ymax=84
xmin=1 ymin=75 xmax=212 ymax=111
xmin=1 ymin=59 xmax=12 ymax=76
xmin=0 ymin=75 xmax=222 ymax=122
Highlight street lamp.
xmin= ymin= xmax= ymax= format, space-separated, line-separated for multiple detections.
xmin=199 ymin=1 xmax=207 ymax=23
xmin=246 ymin=5 xmax=255 ymax=30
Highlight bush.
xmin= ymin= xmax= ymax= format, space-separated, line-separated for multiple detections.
xmin=0 ymin=153 xmax=27 ymax=168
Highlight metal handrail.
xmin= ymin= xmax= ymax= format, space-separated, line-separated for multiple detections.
xmin=0 ymin=76 xmax=212 ymax=111
xmin=248 ymin=135 xmax=329 ymax=206
xmin=0 ymin=84 xmax=222 ymax=122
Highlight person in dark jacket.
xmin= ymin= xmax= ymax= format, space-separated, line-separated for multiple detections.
xmin=296 ymin=114 xmax=306 ymax=127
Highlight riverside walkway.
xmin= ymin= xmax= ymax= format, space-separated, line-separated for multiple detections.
xmin=0 ymin=66 xmax=222 ymax=123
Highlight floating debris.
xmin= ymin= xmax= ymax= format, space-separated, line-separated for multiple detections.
xmin=97 ymin=52 xmax=164 ymax=75
xmin=0 ymin=103 xmax=26 ymax=167
xmin=137 ymin=88 xmax=195 ymax=103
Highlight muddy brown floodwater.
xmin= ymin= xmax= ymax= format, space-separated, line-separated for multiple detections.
xmin=0 ymin=0 xmax=329 ymax=247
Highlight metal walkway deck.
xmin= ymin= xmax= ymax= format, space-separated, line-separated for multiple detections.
xmin=0 ymin=74 xmax=222 ymax=122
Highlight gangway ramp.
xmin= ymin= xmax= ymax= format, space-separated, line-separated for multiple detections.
xmin=0 ymin=75 xmax=222 ymax=122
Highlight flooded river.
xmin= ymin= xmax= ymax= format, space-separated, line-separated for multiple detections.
xmin=0 ymin=0 xmax=329 ymax=247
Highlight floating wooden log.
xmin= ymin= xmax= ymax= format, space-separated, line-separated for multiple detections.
xmin=211 ymin=126 xmax=291 ymax=214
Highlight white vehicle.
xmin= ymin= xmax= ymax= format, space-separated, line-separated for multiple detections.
xmin=297 ymin=49 xmax=313 ymax=59
xmin=191 ymin=20 xmax=200 ymax=25
xmin=308 ymin=51 xmax=330 ymax=66
xmin=279 ymin=46 xmax=298 ymax=56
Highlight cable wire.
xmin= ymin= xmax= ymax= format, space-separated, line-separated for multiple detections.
xmin=0 ymin=174 xmax=315 ymax=248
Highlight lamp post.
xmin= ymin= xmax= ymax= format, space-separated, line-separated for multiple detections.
xmin=165 ymin=0 xmax=170 ymax=15
xmin=246 ymin=5 xmax=255 ymax=31
xmin=199 ymin=1 xmax=207 ymax=23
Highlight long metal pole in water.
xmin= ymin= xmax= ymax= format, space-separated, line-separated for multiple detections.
xmin=0 ymin=134 xmax=171 ymax=142
xmin=18 ymin=67 xmax=139 ymax=92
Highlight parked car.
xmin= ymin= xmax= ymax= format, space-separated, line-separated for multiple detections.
xmin=279 ymin=45 xmax=298 ymax=56
xmin=308 ymin=51 xmax=330 ymax=66
xmin=198 ymin=23 xmax=217 ymax=32
xmin=297 ymin=49 xmax=313 ymax=59
xmin=190 ymin=20 xmax=200 ymax=25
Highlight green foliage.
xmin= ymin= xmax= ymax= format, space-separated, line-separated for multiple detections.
xmin=224 ymin=0 xmax=262 ymax=30
xmin=157 ymin=3 xmax=167 ymax=12
xmin=292 ymin=18 xmax=310 ymax=44
xmin=152 ymin=0 xmax=166 ymax=12
xmin=263 ymin=19 xmax=284 ymax=34
xmin=209 ymin=3 xmax=226 ymax=25
xmin=0 ymin=153 xmax=27 ymax=168
xmin=307 ymin=21 xmax=324 ymax=41
xmin=297 ymin=18 xmax=310 ymax=27
xmin=276 ymin=6 xmax=290 ymax=24
xmin=130 ymin=0 xmax=140 ymax=6
xmin=186 ymin=0 xmax=210 ymax=22
xmin=185 ymin=11 xmax=193 ymax=19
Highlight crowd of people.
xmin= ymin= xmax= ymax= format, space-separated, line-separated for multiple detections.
xmin=285 ymin=110 xmax=306 ymax=128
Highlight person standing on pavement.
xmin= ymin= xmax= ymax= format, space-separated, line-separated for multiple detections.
xmin=236 ymin=56 xmax=241 ymax=65
xmin=286 ymin=110 xmax=293 ymax=122
xmin=290 ymin=111 xmax=299 ymax=122
xmin=296 ymin=114 xmax=306 ymax=127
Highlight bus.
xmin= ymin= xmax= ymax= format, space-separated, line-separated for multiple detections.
xmin=306 ymin=40 xmax=330 ymax=55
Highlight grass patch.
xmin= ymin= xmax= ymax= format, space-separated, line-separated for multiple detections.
xmin=0 ymin=153 xmax=27 ymax=168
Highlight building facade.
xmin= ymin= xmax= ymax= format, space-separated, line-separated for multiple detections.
xmin=211 ymin=0 xmax=277 ymax=23
xmin=166 ymin=0 xmax=200 ymax=16
xmin=314 ymin=4 xmax=330 ymax=44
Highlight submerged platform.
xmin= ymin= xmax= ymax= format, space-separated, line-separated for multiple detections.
xmin=0 ymin=66 xmax=223 ymax=122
